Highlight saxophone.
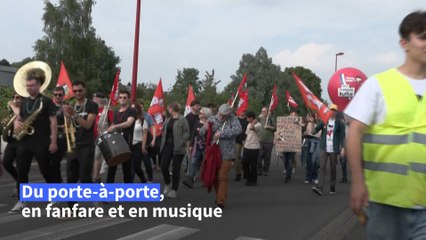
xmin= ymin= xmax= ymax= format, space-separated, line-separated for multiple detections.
xmin=13 ymin=101 xmax=43 ymax=141
xmin=1 ymin=114 xmax=16 ymax=142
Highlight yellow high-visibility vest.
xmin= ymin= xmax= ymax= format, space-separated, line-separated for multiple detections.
xmin=362 ymin=68 xmax=426 ymax=208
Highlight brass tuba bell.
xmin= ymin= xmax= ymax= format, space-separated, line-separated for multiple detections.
xmin=13 ymin=61 xmax=52 ymax=97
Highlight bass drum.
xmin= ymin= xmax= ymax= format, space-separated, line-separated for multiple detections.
xmin=97 ymin=131 xmax=132 ymax=167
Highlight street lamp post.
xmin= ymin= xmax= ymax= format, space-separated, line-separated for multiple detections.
xmin=335 ymin=52 xmax=344 ymax=72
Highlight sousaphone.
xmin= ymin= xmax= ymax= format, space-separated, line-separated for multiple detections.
xmin=13 ymin=61 xmax=52 ymax=97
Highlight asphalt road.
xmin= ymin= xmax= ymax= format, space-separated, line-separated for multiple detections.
xmin=0 ymin=153 xmax=366 ymax=240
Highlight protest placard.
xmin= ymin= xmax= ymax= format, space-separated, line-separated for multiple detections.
xmin=275 ymin=116 xmax=302 ymax=152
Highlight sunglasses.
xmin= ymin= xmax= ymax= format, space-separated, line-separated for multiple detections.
xmin=73 ymin=89 xmax=84 ymax=93
xmin=118 ymin=96 xmax=128 ymax=99
xmin=54 ymin=93 xmax=63 ymax=97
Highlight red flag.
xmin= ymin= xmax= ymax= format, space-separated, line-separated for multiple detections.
xmin=148 ymin=79 xmax=165 ymax=136
xmin=184 ymin=84 xmax=196 ymax=117
xmin=269 ymin=84 xmax=278 ymax=112
xmin=109 ymin=69 xmax=120 ymax=106
xmin=286 ymin=90 xmax=298 ymax=108
xmin=228 ymin=74 xmax=247 ymax=107
xmin=236 ymin=74 xmax=247 ymax=95
xmin=292 ymin=72 xmax=332 ymax=123
xmin=56 ymin=61 xmax=74 ymax=100
xmin=236 ymin=89 xmax=248 ymax=116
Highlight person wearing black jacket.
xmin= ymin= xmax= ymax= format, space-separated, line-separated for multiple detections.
xmin=234 ymin=112 xmax=248 ymax=181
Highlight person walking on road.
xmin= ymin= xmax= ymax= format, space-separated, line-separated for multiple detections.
xmin=311 ymin=104 xmax=345 ymax=195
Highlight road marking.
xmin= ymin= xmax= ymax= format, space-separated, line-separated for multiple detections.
xmin=2 ymin=217 xmax=131 ymax=240
xmin=235 ymin=237 xmax=265 ymax=240
xmin=118 ymin=224 xmax=200 ymax=240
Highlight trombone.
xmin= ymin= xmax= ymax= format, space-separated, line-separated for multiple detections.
xmin=64 ymin=115 xmax=76 ymax=153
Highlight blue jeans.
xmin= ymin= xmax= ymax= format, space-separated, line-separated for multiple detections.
xmin=304 ymin=138 xmax=319 ymax=182
xmin=367 ymin=202 xmax=426 ymax=240
xmin=339 ymin=155 xmax=347 ymax=179
xmin=187 ymin=147 xmax=204 ymax=179
xmin=282 ymin=152 xmax=296 ymax=178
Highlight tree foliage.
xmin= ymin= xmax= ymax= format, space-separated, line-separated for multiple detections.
xmin=34 ymin=0 xmax=120 ymax=96
xmin=168 ymin=68 xmax=201 ymax=106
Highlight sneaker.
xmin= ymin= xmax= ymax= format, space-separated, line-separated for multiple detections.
xmin=163 ymin=184 xmax=171 ymax=195
xmin=292 ymin=168 xmax=296 ymax=174
xmin=166 ymin=189 xmax=177 ymax=199
xmin=312 ymin=186 xmax=323 ymax=196
xmin=183 ymin=176 xmax=194 ymax=188
xmin=281 ymin=169 xmax=286 ymax=174
xmin=330 ymin=187 xmax=336 ymax=195
xmin=215 ymin=203 xmax=225 ymax=209
xmin=8 ymin=201 xmax=26 ymax=214
xmin=285 ymin=177 xmax=291 ymax=183
xmin=304 ymin=180 xmax=309 ymax=184
xmin=314 ymin=179 xmax=319 ymax=184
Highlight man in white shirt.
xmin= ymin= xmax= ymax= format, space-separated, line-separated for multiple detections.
xmin=345 ymin=10 xmax=426 ymax=239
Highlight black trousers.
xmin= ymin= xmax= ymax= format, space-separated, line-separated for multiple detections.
xmin=67 ymin=144 xmax=95 ymax=184
xmin=2 ymin=141 xmax=18 ymax=182
xmin=50 ymin=138 xmax=67 ymax=183
xmin=131 ymin=143 xmax=147 ymax=183
xmin=161 ymin=139 xmax=184 ymax=191
xmin=107 ymin=149 xmax=133 ymax=183
xmin=243 ymin=148 xmax=259 ymax=184
xmin=16 ymin=140 xmax=53 ymax=198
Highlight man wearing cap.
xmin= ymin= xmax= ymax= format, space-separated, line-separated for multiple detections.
xmin=200 ymin=103 xmax=242 ymax=209
xmin=311 ymin=103 xmax=345 ymax=195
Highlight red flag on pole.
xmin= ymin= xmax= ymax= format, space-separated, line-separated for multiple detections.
xmin=229 ymin=74 xmax=248 ymax=107
xmin=269 ymin=84 xmax=279 ymax=112
xmin=236 ymin=74 xmax=247 ymax=95
xmin=109 ymin=69 xmax=120 ymax=106
xmin=148 ymin=79 xmax=165 ymax=136
xmin=286 ymin=90 xmax=298 ymax=108
xmin=56 ymin=61 xmax=74 ymax=100
xmin=184 ymin=84 xmax=196 ymax=117
xmin=236 ymin=89 xmax=248 ymax=116
xmin=292 ymin=72 xmax=332 ymax=123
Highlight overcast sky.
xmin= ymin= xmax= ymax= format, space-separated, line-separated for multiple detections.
xmin=1 ymin=0 xmax=424 ymax=99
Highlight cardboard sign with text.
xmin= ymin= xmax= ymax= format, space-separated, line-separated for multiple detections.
xmin=274 ymin=116 xmax=302 ymax=152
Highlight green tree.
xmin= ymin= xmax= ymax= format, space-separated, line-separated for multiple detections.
xmin=227 ymin=47 xmax=282 ymax=115
xmin=0 ymin=59 xmax=10 ymax=66
xmin=169 ymin=68 xmax=200 ymax=106
xmin=199 ymin=70 xmax=220 ymax=105
xmin=34 ymin=0 xmax=120 ymax=96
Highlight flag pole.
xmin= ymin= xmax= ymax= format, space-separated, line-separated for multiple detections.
xmin=230 ymin=89 xmax=240 ymax=108
xmin=131 ymin=0 xmax=141 ymax=103
xmin=265 ymin=93 xmax=274 ymax=128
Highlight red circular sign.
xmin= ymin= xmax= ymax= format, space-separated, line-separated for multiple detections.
xmin=327 ymin=67 xmax=367 ymax=111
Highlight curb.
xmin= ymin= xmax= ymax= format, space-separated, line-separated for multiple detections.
xmin=309 ymin=208 xmax=364 ymax=240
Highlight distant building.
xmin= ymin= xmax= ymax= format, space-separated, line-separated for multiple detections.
xmin=0 ymin=65 xmax=16 ymax=87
